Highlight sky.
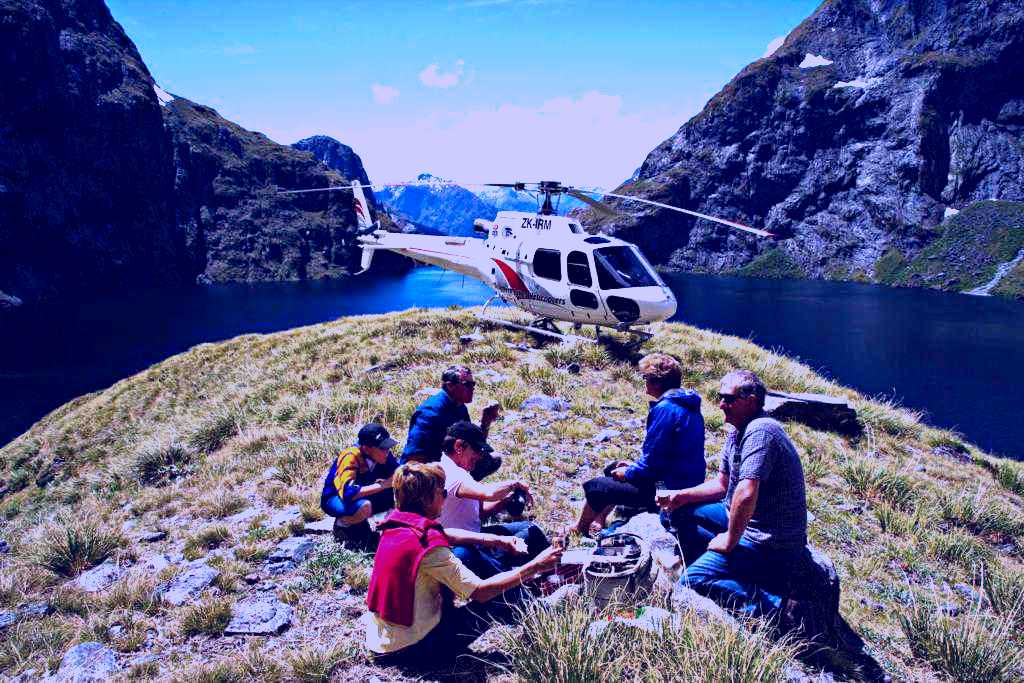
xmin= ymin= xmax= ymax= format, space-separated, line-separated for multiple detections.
xmin=108 ymin=0 xmax=821 ymax=189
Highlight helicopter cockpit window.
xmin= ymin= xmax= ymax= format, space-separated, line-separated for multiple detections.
xmin=568 ymin=222 xmax=582 ymax=234
xmin=533 ymin=248 xmax=562 ymax=281
xmin=594 ymin=246 xmax=658 ymax=290
xmin=567 ymin=251 xmax=592 ymax=287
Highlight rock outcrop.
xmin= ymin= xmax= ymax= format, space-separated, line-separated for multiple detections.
xmin=594 ymin=0 xmax=1024 ymax=288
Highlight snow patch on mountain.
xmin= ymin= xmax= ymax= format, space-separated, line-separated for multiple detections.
xmin=799 ymin=53 xmax=833 ymax=68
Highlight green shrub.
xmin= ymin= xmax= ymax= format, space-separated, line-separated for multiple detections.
xmin=31 ymin=509 xmax=126 ymax=577
xmin=303 ymin=545 xmax=372 ymax=591
xmin=735 ymin=248 xmax=806 ymax=279
xmin=179 ymin=598 xmax=232 ymax=637
xmin=873 ymin=248 xmax=906 ymax=284
xmin=899 ymin=600 xmax=1023 ymax=682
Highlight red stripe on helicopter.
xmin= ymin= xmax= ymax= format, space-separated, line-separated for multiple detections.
xmin=492 ymin=259 xmax=528 ymax=293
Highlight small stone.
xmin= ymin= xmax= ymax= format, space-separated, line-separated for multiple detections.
xmin=476 ymin=369 xmax=508 ymax=384
xmin=953 ymin=583 xmax=983 ymax=603
xmin=266 ymin=561 xmax=295 ymax=576
xmin=138 ymin=554 xmax=172 ymax=574
xmin=619 ymin=418 xmax=644 ymax=430
xmin=303 ymin=518 xmax=335 ymax=535
xmin=69 ymin=562 xmax=123 ymax=594
xmin=137 ymin=530 xmax=167 ymax=543
xmin=937 ymin=602 xmax=961 ymax=617
xmin=224 ymin=596 xmax=294 ymax=636
xmin=593 ymin=428 xmax=621 ymax=443
xmin=859 ymin=598 xmax=886 ymax=613
xmin=264 ymin=506 xmax=302 ymax=529
xmin=270 ymin=537 xmax=317 ymax=564
xmin=0 ymin=539 xmax=9 ymax=554
xmin=520 ymin=395 xmax=570 ymax=412
xmin=460 ymin=332 xmax=485 ymax=345
xmin=441 ymin=343 xmax=454 ymax=353
xmin=415 ymin=387 xmax=435 ymax=397
xmin=49 ymin=642 xmax=120 ymax=682
xmin=157 ymin=562 xmax=219 ymax=606
xmin=262 ymin=467 xmax=281 ymax=479
xmin=19 ymin=601 xmax=52 ymax=619
xmin=835 ymin=503 xmax=863 ymax=514
xmin=0 ymin=611 xmax=17 ymax=630
xmin=244 ymin=573 xmax=261 ymax=585
xmin=566 ymin=362 xmax=581 ymax=374
xmin=226 ymin=507 xmax=262 ymax=526
xmin=913 ymin=464 xmax=926 ymax=472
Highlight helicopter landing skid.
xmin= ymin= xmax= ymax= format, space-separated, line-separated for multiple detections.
xmin=475 ymin=310 xmax=594 ymax=345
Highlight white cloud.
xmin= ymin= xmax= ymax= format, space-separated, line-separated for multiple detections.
xmin=371 ymin=83 xmax=400 ymax=104
xmin=419 ymin=60 xmax=465 ymax=89
xmin=799 ymin=53 xmax=833 ymax=68
xmin=762 ymin=36 xmax=784 ymax=58
xmin=352 ymin=90 xmax=690 ymax=188
xmin=223 ymin=44 xmax=257 ymax=56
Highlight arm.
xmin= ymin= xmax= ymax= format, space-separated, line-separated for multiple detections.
xmin=624 ymin=406 xmax=671 ymax=482
xmin=480 ymin=403 xmax=501 ymax=438
xmin=454 ymin=477 xmax=527 ymax=504
xmin=352 ymin=480 xmax=390 ymax=499
xmin=443 ymin=527 xmax=523 ymax=552
xmin=470 ymin=546 xmax=561 ymax=603
xmin=657 ymin=471 xmax=728 ymax=510
xmin=708 ymin=479 xmax=759 ymax=553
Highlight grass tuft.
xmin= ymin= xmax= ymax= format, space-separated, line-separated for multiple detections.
xmin=188 ymin=411 xmax=241 ymax=454
xmin=183 ymin=525 xmax=232 ymax=561
xmin=30 ymin=508 xmax=126 ymax=577
xmin=286 ymin=642 xmax=357 ymax=683
xmin=132 ymin=440 xmax=192 ymax=486
xmin=179 ymin=597 xmax=233 ymax=637
xmin=899 ymin=599 xmax=1024 ymax=682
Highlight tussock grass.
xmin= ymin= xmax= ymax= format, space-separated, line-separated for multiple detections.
xmin=840 ymin=459 xmax=917 ymax=509
xmin=187 ymin=410 xmax=242 ymax=454
xmin=287 ymin=642 xmax=357 ymax=683
xmin=927 ymin=530 xmax=993 ymax=571
xmin=236 ymin=640 xmax=285 ymax=681
xmin=984 ymin=569 xmax=1024 ymax=625
xmin=899 ymin=599 xmax=1024 ymax=682
xmin=30 ymin=507 xmax=126 ymax=578
xmin=183 ymin=525 xmax=232 ymax=561
xmin=172 ymin=661 xmax=243 ymax=683
xmin=0 ymin=616 xmax=77 ymax=673
xmin=104 ymin=572 xmax=160 ymax=614
xmin=132 ymin=439 xmax=192 ymax=486
xmin=195 ymin=488 xmax=248 ymax=519
xmin=937 ymin=491 xmax=1024 ymax=539
xmin=978 ymin=457 xmax=1024 ymax=497
xmin=179 ymin=597 xmax=233 ymax=637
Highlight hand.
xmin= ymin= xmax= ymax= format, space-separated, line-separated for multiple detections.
xmin=610 ymin=466 xmax=629 ymax=481
xmin=512 ymin=481 xmax=533 ymax=505
xmin=499 ymin=537 xmax=528 ymax=555
xmin=530 ymin=546 xmax=563 ymax=574
xmin=656 ymin=490 xmax=685 ymax=511
xmin=376 ymin=476 xmax=393 ymax=489
xmin=707 ymin=532 xmax=737 ymax=554
xmin=481 ymin=402 xmax=501 ymax=425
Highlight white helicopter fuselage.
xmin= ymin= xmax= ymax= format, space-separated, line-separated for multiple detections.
xmin=358 ymin=211 xmax=677 ymax=328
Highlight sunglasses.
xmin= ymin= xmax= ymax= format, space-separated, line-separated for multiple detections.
xmin=717 ymin=392 xmax=744 ymax=404
xmin=449 ymin=379 xmax=476 ymax=388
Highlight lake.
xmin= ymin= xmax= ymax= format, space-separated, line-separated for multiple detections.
xmin=1 ymin=267 xmax=1021 ymax=459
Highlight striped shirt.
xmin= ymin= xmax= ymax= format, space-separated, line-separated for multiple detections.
xmin=719 ymin=416 xmax=807 ymax=550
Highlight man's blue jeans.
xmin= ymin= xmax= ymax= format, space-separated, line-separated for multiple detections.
xmin=452 ymin=521 xmax=549 ymax=579
xmin=669 ymin=502 xmax=796 ymax=618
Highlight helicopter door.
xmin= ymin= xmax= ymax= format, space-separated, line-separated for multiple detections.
xmin=566 ymin=250 xmax=606 ymax=322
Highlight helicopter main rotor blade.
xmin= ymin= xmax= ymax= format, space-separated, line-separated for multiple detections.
xmin=600 ymin=191 xmax=775 ymax=238
xmin=278 ymin=183 xmax=379 ymax=195
xmin=566 ymin=189 xmax=621 ymax=217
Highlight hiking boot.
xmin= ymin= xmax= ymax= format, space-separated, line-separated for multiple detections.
xmin=333 ymin=519 xmax=379 ymax=552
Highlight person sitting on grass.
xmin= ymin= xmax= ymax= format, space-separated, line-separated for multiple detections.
xmin=437 ymin=421 xmax=550 ymax=578
xmin=364 ymin=462 xmax=561 ymax=671
xmin=401 ymin=364 xmax=502 ymax=480
xmin=320 ymin=423 xmax=399 ymax=550
xmin=657 ymin=369 xmax=807 ymax=618
xmin=571 ymin=352 xmax=705 ymax=536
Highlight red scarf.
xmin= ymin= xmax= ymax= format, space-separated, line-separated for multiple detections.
xmin=366 ymin=510 xmax=450 ymax=627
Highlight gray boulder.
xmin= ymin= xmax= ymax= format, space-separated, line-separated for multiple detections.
xmin=0 ymin=611 xmax=17 ymax=630
xmin=270 ymin=537 xmax=317 ymax=565
xmin=157 ymin=561 xmax=219 ymax=606
xmin=45 ymin=642 xmax=119 ymax=682
xmin=224 ymin=596 xmax=294 ymax=636
xmin=593 ymin=428 xmax=621 ymax=443
xmin=764 ymin=391 xmax=859 ymax=435
xmin=69 ymin=562 xmax=123 ymax=593
xmin=303 ymin=518 xmax=335 ymax=535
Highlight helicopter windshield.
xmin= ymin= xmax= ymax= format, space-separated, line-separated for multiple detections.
xmin=593 ymin=246 xmax=658 ymax=290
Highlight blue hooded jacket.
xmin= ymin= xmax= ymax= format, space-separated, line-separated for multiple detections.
xmin=625 ymin=388 xmax=705 ymax=489
xmin=400 ymin=389 xmax=470 ymax=464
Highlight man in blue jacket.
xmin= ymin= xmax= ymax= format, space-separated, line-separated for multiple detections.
xmin=401 ymin=364 xmax=502 ymax=480
xmin=571 ymin=353 xmax=705 ymax=536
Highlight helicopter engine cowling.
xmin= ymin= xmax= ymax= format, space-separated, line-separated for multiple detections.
xmin=473 ymin=218 xmax=491 ymax=236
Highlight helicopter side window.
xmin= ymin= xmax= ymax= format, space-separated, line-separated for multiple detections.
xmin=533 ymin=248 xmax=562 ymax=281
xmin=594 ymin=246 xmax=658 ymax=290
xmin=567 ymin=251 xmax=592 ymax=287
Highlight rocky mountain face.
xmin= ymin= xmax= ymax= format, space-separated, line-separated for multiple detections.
xmin=0 ymin=0 xmax=184 ymax=306
xmin=595 ymin=0 xmax=1024 ymax=288
xmin=291 ymin=135 xmax=378 ymax=212
xmin=165 ymin=99 xmax=366 ymax=283
xmin=0 ymin=0 xmax=378 ymax=307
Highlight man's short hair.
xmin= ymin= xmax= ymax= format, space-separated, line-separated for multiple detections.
xmin=441 ymin=365 xmax=470 ymax=385
xmin=638 ymin=353 xmax=682 ymax=390
xmin=393 ymin=462 xmax=445 ymax=515
xmin=722 ymin=369 xmax=767 ymax=409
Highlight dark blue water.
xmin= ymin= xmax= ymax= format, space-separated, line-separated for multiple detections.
xmin=1 ymin=268 xmax=1021 ymax=459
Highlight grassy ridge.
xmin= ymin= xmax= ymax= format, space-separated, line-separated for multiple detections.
xmin=1 ymin=308 xmax=1023 ymax=680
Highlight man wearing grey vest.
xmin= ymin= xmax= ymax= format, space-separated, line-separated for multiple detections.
xmin=657 ymin=369 xmax=806 ymax=617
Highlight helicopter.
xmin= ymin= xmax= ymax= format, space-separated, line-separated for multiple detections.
xmin=281 ymin=179 xmax=774 ymax=343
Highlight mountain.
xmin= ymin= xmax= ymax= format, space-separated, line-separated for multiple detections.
xmin=591 ymin=0 xmax=1024 ymax=298
xmin=471 ymin=185 xmax=588 ymax=214
xmin=0 ymin=0 xmax=380 ymax=308
xmin=291 ymin=135 xmax=378 ymax=213
xmin=0 ymin=0 xmax=184 ymax=306
xmin=374 ymin=173 xmax=495 ymax=237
